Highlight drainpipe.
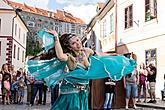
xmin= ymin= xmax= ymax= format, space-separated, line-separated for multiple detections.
xmin=115 ymin=0 xmax=118 ymax=53
xmin=11 ymin=8 xmax=22 ymax=65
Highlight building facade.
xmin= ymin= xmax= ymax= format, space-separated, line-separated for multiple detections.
xmin=0 ymin=0 xmax=28 ymax=69
xmin=85 ymin=0 xmax=122 ymax=109
xmin=6 ymin=0 xmax=86 ymax=55
xmin=117 ymin=0 xmax=165 ymax=98
xmin=86 ymin=0 xmax=165 ymax=108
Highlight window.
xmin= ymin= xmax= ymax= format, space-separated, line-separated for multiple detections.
xmin=19 ymin=28 xmax=21 ymax=39
xmin=26 ymin=16 xmax=30 ymax=20
xmin=55 ymin=26 xmax=58 ymax=32
xmin=145 ymin=48 xmax=156 ymax=66
xmin=17 ymin=47 xmax=20 ymax=60
xmin=51 ymin=26 xmax=54 ymax=30
xmin=124 ymin=5 xmax=133 ymax=29
xmin=55 ymin=22 xmax=58 ymax=25
xmin=67 ymin=24 xmax=70 ymax=33
xmin=100 ymin=22 xmax=103 ymax=38
xmin=50 ymin=21 xmax=54 ymax=25
xmin=110 ymin=14 xmax=114 ymax=33
xmin=37 ymin=23 xmax=42 ymax=28
xmin=23 ymin=33 xmax=25 ymax=44
xmin=13 ymin=44 xmax=16 ymax=58
xmin=15 ymin=24 xmax=17 ymax=36
xmin=38 ymin=19 xmax=42 ymax=22
xmin=22 ymin=50 xmax=24 ymax=62
xmin=45 ymin=21 xmax=48 ymax=24
xmin=100 ymin=20 xmax=107 ymax=38
xmin=27 ymin=21 xmax=35 ymax=27
xmin=0 ymin=41 xmax=1 ymax=56
xmin=0 ymin=19 xmax=1 ymax=32
xmin=145 ymin=0 xmax=157 ymax=21
xmin=31 ymin=16 xmax=35 ymax=20
xmin=103 ymin=20 xmax=106 ymax=37
xmin=71 ymin=29 xmax=75 ymax=33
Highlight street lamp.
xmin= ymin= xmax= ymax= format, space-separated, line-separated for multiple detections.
xmin=15 ymin=8 xmax=22 ymax=14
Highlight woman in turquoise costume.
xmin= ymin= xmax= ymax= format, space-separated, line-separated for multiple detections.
xmin=27 ymin=30 xmax=136 ymax=110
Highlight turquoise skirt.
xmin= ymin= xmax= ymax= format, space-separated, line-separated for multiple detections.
xmin=51 ymin=90 xmax=88 ymax=110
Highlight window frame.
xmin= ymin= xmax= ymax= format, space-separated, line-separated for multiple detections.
xmin=17 ymin=47 xmax=20 ymax=60
xmin=23 ymin=33 xmax=25 ymax=44
xmin=19 ymin=28 xmax=21 ymax=39
xmin=13 ymin=44 xmax=16 ymax=58
xmin=27 ymin=21 xmax=35 ymax=27
xmin=22 ymin=50 xmax=24 ymax=62
xmin=103 ymin=19 xmax=107 ymax=38
xmin=124 ymin=4 xmax=133 ymax=29
xmin=0 ymin=18 xmax=1 ymax=33
xmin=110 ymin=13 xmax=114 ymax=33
xmin=145 ymin=48 xmax=157 ymax=67
xmin=15 ymin=24 xmax=17 ymax=36
xmin=145 ymin=0 xmax=157 ymax=22
xmin=0 ymin=41 xmax=1 ymax=56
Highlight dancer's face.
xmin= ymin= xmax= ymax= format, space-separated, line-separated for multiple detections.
xmin=69 ymin=36 xmax=82 ymax=51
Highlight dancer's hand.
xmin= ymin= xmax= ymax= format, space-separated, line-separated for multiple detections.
xmin=46 ymin=30 xmax=58 ymax=38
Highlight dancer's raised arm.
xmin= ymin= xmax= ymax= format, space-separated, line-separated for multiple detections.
xmin=47 ymin=30 xmax=68 ymax=61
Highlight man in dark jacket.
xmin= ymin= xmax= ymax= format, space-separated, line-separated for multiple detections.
xmin=147 ymin=63 xmax=157 ymax=103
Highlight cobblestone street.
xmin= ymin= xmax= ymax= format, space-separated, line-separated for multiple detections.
xmin=0 ymin=104 xmax=51 ymax=110
xmin=0 ymin=88 xmax=51 ymax=110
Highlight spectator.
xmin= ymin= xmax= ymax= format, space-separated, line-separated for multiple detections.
xmin=50 ymin=83 xmax=59 ymax=106
xmin=25 ymin=72 xmax=34 ymax=105
xmin=161 ymin=74 xmax=165 ymax=100
xmin=11 ymin=75 xmax=18 ymax=104
xmin=146 ymin=63 xmax=157 ymax=103
xmin=18 ymin=76 xmax=26 ymax=104
xmin=137 ymin=63 xmax=148 ymax=103
xmin=124 ymin=67 xmax=138 ymax=109
xmin=1 ymin=64 xmax=11 ymax=104
xmin=42 ymin=80 xmax=48 ymax=105
xmin=30 ymin=78 xmax=44 ymax=106
xmin=3 ymin=75 xmax=11 ymax=105
xmin=0 ymin=70 xmax=2 ymax=96
xmin=9 ymin=65 xmax=17 ymax=79
xmin=103 ymin=77 xmax=116 ymax=110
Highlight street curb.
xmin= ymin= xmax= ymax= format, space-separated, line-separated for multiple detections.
xmin=136 ymin=103 xmax=165 ymax=109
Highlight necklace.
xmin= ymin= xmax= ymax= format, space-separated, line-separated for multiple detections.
xmin=75 ymin=51 xmax=84 ymax=63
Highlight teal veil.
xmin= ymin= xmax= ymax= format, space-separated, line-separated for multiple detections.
xmin=27 ymin=30 xmax=136 ymax=87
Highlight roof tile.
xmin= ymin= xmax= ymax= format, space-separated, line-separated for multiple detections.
xmin=5 ymin=0 xmax=85 ymax=24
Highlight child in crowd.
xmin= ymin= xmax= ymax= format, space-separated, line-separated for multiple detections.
xmin=0 ymin=72 xmax=2 ymax=100
xmin=3 ymin=76 xmax=11 ymax=105
xmin=18 ymin=77 xmax=26 ymax=104
xmin=0 ymin=72 xmax=2 ymax=95
xmin=11 ymin=75 xmax=18 ymax=104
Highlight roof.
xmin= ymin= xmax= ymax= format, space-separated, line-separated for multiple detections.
xmin=5 ymin=0 xmax=85 ymax=24
xmin=0 ymin=0 xmax=29 ymax=31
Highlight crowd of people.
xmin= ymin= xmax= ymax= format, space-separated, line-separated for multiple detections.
xmin=103 ymin=62 xmax=157 ymax=110
xmin=0 ymin=64 xmax=59 ymax=106
xmin=101 ymin=60 xmax=159 ymax=110
xmin=0 ymin=62 xmax=159 ymax=109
